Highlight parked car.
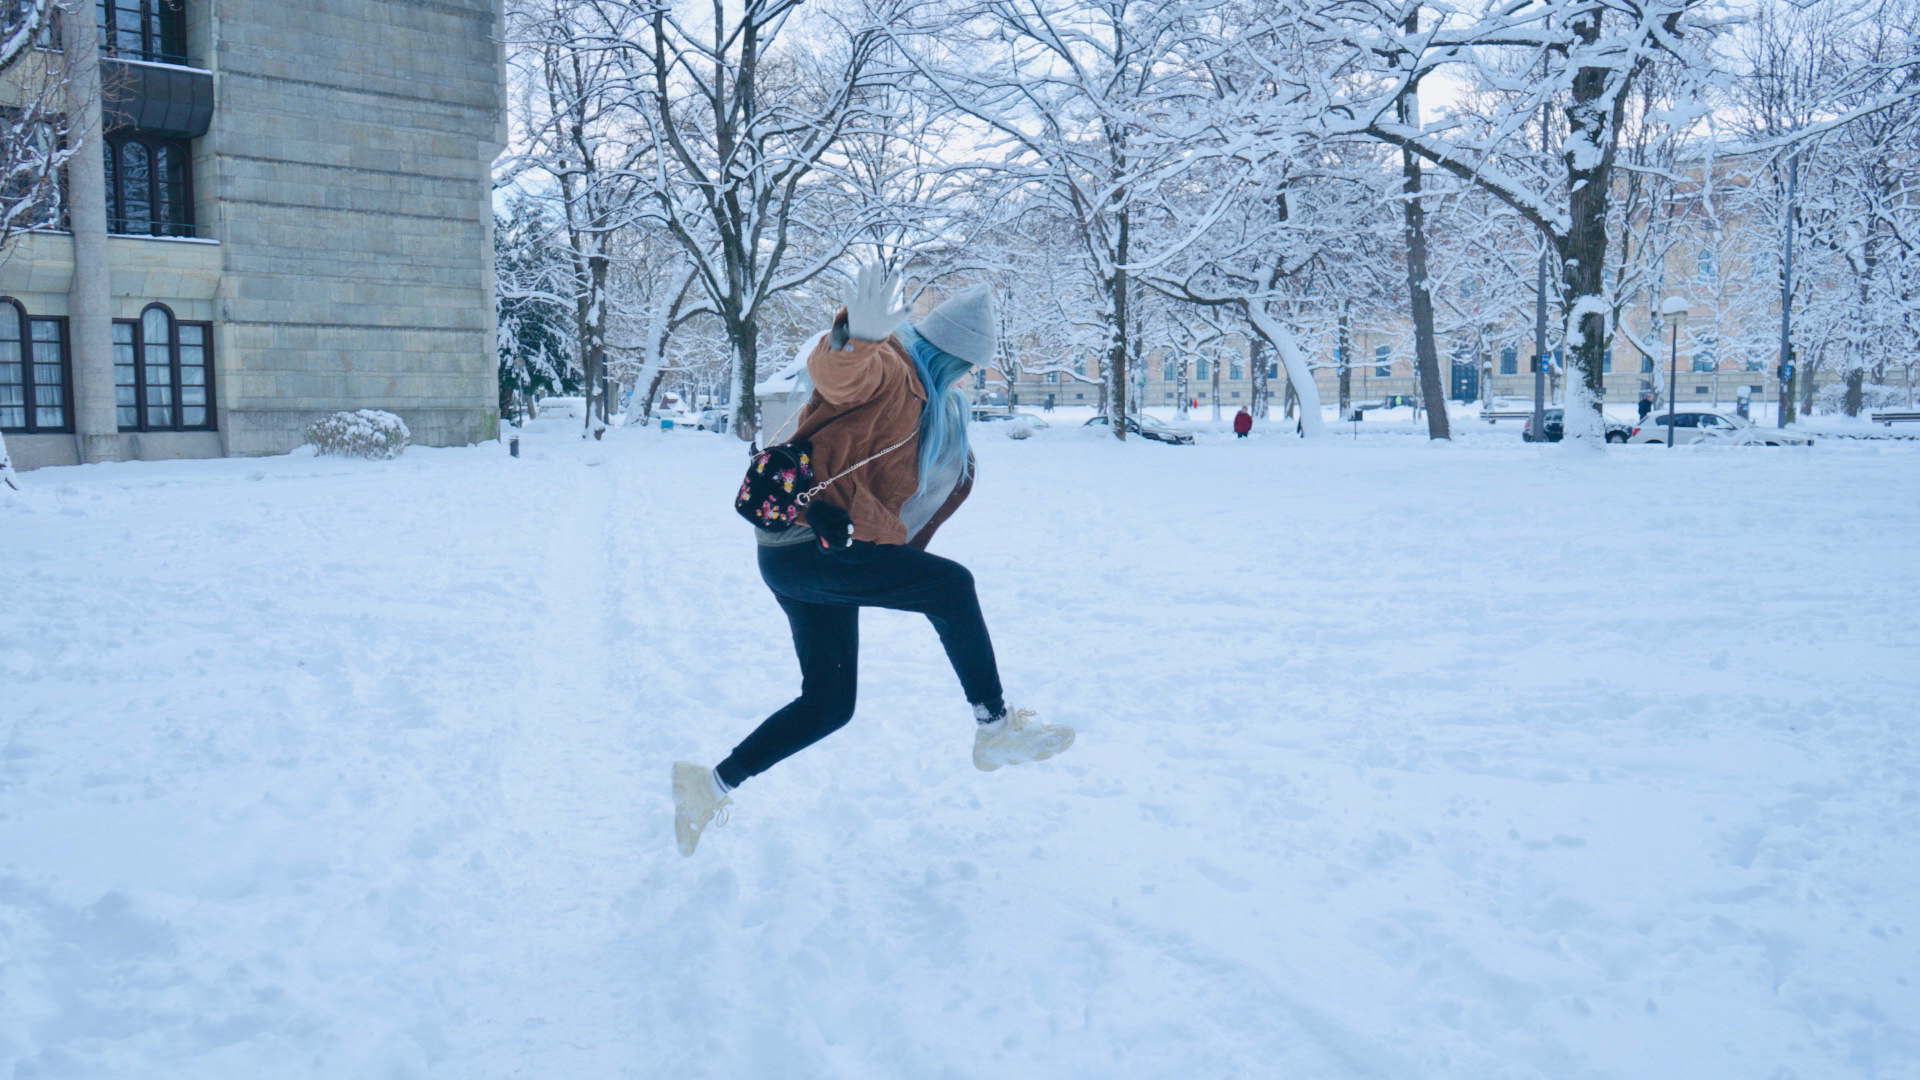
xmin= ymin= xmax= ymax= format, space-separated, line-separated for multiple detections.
xmin=1625 ymin=409 xmax=1814 ymax=446
xmin=970 ymin=404 xmax=1019 ymax=422
xmin=1522 ymin=408 xmax=1633 ymax=443
xmin=1083 ymin=414 xmax=1195 ymax=445
xmin=694 ymin=409 xmax=732 ymax=432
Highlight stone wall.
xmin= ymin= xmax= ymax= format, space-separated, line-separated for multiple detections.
xmin=210 ymin=0 xmax=504 ymax=455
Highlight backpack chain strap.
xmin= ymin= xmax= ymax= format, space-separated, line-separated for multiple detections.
xmin=795 ymin=432 xmax=914 ymax=508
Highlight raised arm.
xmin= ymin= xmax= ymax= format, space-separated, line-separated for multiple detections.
xmin=810 ymin=264 xmax=910 ymax=405
xmin=808 ymin=310 xmax=890 ymax=404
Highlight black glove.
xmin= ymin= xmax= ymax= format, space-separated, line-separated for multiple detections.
xmin=806 ymin=500 xmax=852 ymax=551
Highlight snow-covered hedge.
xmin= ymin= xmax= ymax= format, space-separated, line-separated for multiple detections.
xmin=1814 ymin=381 xmax=1913 ymax=415
xmin=307 ymin=410 xmax=411 ymax=459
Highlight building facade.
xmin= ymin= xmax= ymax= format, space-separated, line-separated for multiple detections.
xmin=1 ymin=0 xmax=503 ymax=470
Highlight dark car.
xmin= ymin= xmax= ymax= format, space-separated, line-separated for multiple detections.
xmin=1523 ymin=408 xmax=1632 ymax=443
xmin=1083 ymin=414 xmax=1195 ymax=445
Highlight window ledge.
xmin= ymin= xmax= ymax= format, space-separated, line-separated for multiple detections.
xmin=109 ymin=233 xmax=220 ymax=245
xmin=109 ymin=56 xmax=211 ymax=76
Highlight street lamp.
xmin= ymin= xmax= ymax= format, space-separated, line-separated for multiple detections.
xmin=1662 ymin=296 xmax=1690 ymax=448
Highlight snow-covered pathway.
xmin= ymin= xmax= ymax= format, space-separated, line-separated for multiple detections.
xmin=3 ymin=423 xmax=1917 ymax=1078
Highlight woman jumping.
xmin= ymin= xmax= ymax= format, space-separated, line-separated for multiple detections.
xmin=672 ymin=266 xmax=1075 ymax=856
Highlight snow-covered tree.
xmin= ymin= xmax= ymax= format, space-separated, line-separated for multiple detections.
xmin=1723 ymin=0 xmax=1920 ymax=419
xmin=911 ymin=0 xmax=1288 ymax=438
xmin=620 ymin=0 xmax=917 ymax=439
xmin=1304 ymin=0 xmax=1731 ymax=439
xmin=1 ymin=0 xmax=74 ymax=258
xmin=494 ymin=198 xmax=581 ymax=421
xmin=501 ymin=0 xmax=656 ymax=434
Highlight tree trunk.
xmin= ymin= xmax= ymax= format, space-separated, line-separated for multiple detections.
xmin=1250 ymin=337 xmax=1270 ymax=418
xmin=1396 ymin=23 xmax=1450 ymax=441
xmin=1245 ymin=305 xmax=1327 ymax=437
xmin=731 ymin=318 xmax=759 ymax=439
xmin=1558 ymin=9 xmax=1626 ymax=440
xmin=1337 ymin=306 xmax=1353 ymax=420
xmin=1106 ymin=215 xmax=1131 ymax=440
xmin=573 ymin=249 xmax=608 ymax=437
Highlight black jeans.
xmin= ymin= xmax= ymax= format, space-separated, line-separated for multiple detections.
xmin=715 ymin=540 xmax=1005 ymax=788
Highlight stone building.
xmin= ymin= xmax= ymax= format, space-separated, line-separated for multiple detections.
xmin=1 ymin=0 xmax=503 ymax=470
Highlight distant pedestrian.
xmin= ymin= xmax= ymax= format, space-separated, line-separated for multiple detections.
xmin=1638 ymin=394 xmax=1654 ymax=420
xmin=1233 ymin=407 xmax=1252 ymax=438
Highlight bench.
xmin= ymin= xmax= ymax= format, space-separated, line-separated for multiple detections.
xmin=1872 ymin=411 xmax=1920 ymax=426
xmin=1481 ymin=410 xmax=1533 ymax=423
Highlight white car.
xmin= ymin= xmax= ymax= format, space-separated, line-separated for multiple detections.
xmin=1626 ymin=409 xmax=1814 ymax=446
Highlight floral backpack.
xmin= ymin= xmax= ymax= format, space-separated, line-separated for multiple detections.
xmin=734 ymin=431 xmax=911 ymax=532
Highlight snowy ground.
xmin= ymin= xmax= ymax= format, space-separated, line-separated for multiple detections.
xmin=3 ymin=417 xmax=1918 ymax=1079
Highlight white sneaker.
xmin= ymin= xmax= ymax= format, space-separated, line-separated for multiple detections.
xmin=973 ymin=707 xmax=1075 ymax=771
xmin=672 ymin=761 xmax=731 ymax=856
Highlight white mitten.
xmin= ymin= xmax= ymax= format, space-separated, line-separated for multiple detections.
xmin=843 ymin=263 xmax=910 ymax=343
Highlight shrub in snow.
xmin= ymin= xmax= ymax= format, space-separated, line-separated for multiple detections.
xmin=0 ymin=431 xmax=18 ymax=492
xmin=1006 ymin=416 xmax=1038 ymax=439
xmin=1814 ymin=381 xmax=1913 ymax=415
xmin=307 ymin=410 xmax=411 ymax=459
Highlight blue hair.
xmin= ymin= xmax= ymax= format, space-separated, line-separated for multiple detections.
xmin=897 ymin=324 xmax=974 ymax=499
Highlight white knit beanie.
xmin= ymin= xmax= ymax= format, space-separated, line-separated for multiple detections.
xmin=914 ymin=284 xmax=996 ymax=367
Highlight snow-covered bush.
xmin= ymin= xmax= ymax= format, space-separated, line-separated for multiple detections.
xmin=1814 ymin=380 xmax=1913 ymax=415
xmin=306 ymin=410 xmax=411 ymax=459
xmin=1006 ymin=416 xmax=1038 ymax=440
xmin=0 ymin=431 xmax=18 ymax=492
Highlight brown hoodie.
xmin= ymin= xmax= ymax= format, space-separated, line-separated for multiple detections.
xmin=792 ymin=310 xmax=973 ymax=547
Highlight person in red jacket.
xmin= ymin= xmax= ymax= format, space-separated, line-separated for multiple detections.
xmin=1233 ymin=407 xmax=1252 ymax=438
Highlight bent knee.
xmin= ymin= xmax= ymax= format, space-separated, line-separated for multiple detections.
xmin=800 ymin=688 xmax=857 ymax=732
xmin=815 ymin=702 xmax=856 ymax=734
xmin=936 ymin=560 xmax=976 ymax=593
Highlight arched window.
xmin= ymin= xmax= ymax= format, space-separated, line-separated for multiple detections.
xmin=0 ymin=297 xmax=72 ymax=434
xmin=114 ymin=303 xmax=213 ymax=432
xmin=1500 ymin=345 xmax=1518 ymax=375
xmin=105 ymin=132 xmax=194 ymax=237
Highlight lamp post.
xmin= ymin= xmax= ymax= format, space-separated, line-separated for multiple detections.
xmin=1662 ymin=296 xmax=1690 ymax=448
